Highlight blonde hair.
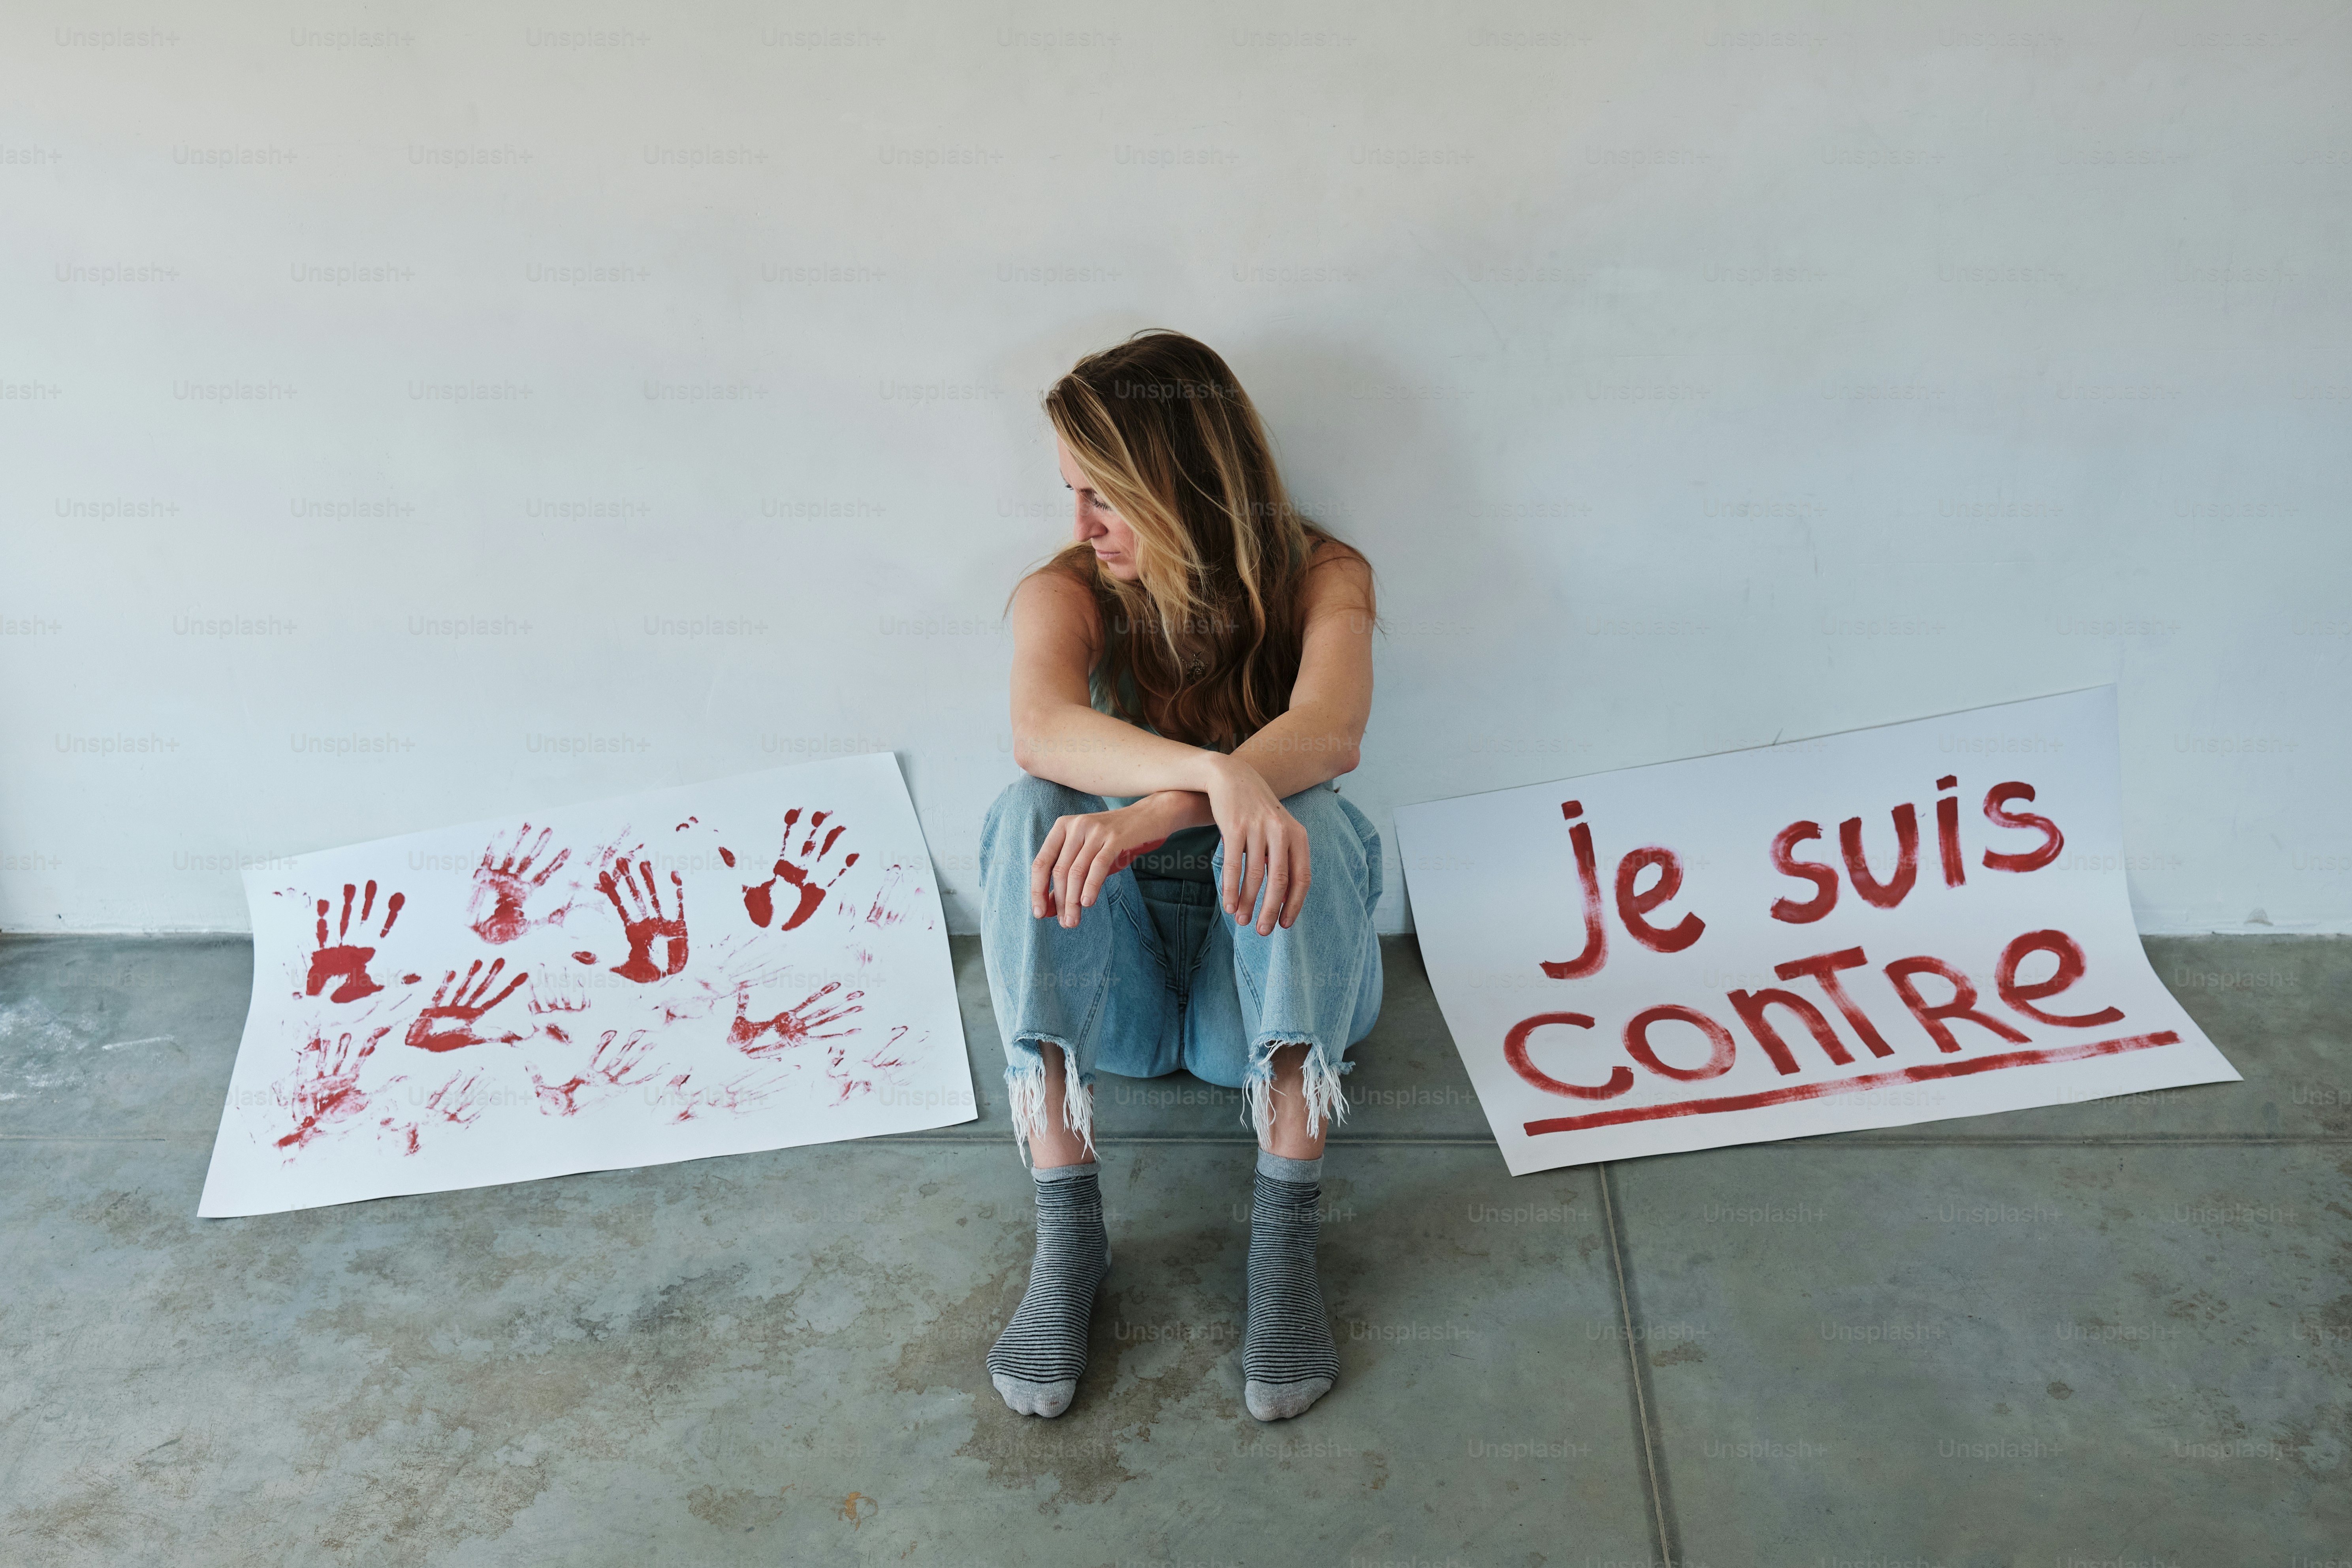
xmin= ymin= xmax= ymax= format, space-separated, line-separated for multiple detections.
xmin=1029 ymin=329 xmax=1370 ymax=752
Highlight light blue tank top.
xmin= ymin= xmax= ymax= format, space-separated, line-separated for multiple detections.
xmin=1091 ymin=666 xmax=1222 ymax=883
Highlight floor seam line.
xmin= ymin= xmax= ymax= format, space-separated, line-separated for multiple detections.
xmin=1600 ymin=1161 xmax=1681 ymax=1568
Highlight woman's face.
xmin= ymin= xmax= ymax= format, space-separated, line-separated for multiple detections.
xmin=1056 ymin=436 xmax=1140 ymax=581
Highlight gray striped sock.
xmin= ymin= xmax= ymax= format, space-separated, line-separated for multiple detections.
xmin=1244 ymin=1149 xmax=1338 ymax=1421
xmin=987 ymin=1162 xmax=1109 ymax=1419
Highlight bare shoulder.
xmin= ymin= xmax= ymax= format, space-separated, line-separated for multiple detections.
xmin=1010 ymin=566 xmax=1104 ymax=659
xmin=1301 ymin=537 xmax=1375 ymax=619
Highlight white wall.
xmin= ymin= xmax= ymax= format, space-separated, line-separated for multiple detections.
xmin=4 ymin=1 xmax=2346 ymax=937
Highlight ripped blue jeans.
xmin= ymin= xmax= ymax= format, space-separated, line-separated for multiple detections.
xmin=977 ymin=773 xmax=1385 ymax=1161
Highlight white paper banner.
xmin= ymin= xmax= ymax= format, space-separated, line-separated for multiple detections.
xmin=1394 ymin=688 xmax=2239 ymax=1175
xmin=200 ymin=752 xmax=974 ymax=1216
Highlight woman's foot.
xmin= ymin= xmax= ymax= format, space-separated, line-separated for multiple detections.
xmin=1243 ymin=1149 xmax=1338 ymax=1421
xmin=987 ymin=1162 xmax=1110 ymax=1418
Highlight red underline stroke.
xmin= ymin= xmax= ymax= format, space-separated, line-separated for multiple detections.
xmin=1522 ymin=1031 xmax=2181 ymax=1137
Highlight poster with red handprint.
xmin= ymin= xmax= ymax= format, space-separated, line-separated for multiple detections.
xmin=198 ymin=752 xmax=973 ymax=1216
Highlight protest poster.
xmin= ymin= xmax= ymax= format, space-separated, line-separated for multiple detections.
xmin=199 ymin=752 xmax=973 ymax=1216
xmin=1394 ymin=688 xmax=2239 ymax=1175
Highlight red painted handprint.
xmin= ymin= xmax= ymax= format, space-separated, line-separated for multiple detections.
xmin=525 ymin=970 xmax=590 ymax=1015
xmin=726 ymin=979 xmax=864 ymax=1058
xmin=704 ymin=1065 xmax=796 ymax=1117
xmin=662 ymin=1049 xmax=845 ymax=1120
xmin=529 ymin=1027 xmax=659 ymax=1116
xmin=275 ymin=1026 xmax=393 ymax=1151
xmin=865 ymin=1025 xmax=912 ymax=1075
xmin=304 ymin=881 xmax=406 ymax=1003
xmin=824 ymin=1023 xmax=915 ymax=1103
xmin=424 ymin=1072 xmax=485 ymax=1128
xmin=404 ymin=958 xmax=530 ymax=1053
xmin=594 ymin=856 xmax=690 ymax=983
xmin=466 ymin=823 xmax=575 ymax=944
xmin=864 ymin=864 xmax=911 ymax=928
xmin=731 ymin=808 xmax=859 ymax=932
xmin=384 ymin=1071 xmax=487 ymax=1153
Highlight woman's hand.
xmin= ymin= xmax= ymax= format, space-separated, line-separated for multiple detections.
xmin=1203 ymin=754 xmax=1310 ymax=936
xmin=1031 ymin=798 xmax=1179 ymax=929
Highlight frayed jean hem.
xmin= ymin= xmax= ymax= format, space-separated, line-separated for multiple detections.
xmin=1003 ymin=1032 xmax=1093 ymax=1168
xmin=1241 ymin=1033 xmax=1355 ymax=1144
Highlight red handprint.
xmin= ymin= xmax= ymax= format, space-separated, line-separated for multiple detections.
xmin=696 ymin=1064 xmax=793 ymax=1117
xmin=824 ymin=1023 xmax=905 ymax=1104
xmin=596 ymin=856 xmax=689 ymax=983
xmin=863 ymin=864 xmax=911 ymax=928
xmin=660 ymin=1055 xmax=815 ymax=1121
xmin=726 ymin=979 xmax=864 ymax=1058
xmin=649 ymin=1070 xmax=696 ymax=1120
xmin=525 ymin=970 xmax=591 ymax=1014
xmin=275 ymin=1026 xmax=393 ymax=1151
xmin=425 ymin=1072 xmax=485 ymax=1127
xmin=734 ymin=808 xmax=859 ymax=932
xmin=304 ymin=881 xmax=406 ymax=1003
xmin=529 ymin=1027 xmax=659 ymax=1116
xmin=403 ymin=958 xmax=530 ymax=1053
xmin=865 ymin=1025 xmax=912 ymax=1074
xmin=378 ymin=1071 xmax=486 ymax=1154
xmin=466 ymin=823 xmax=575 ymax=944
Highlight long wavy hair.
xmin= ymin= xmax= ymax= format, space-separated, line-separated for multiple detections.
xmin=1028 ymin=330 xmax=1370 ymax=753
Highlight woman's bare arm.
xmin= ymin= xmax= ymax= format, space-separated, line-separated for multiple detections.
xmin=1009 ymin=545 xmax=1375 ymax=806
xmin=1007 ymin=570 xmax=1229 ymax=799
xmin=1229 ymin=545 xmax=1375 ymax=794
xmin=1014 ymin=546 xmax=1377 ymax=935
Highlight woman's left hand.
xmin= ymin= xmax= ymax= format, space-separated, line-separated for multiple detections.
xmin=1201 ymin=754 xmax=1311 ymax=936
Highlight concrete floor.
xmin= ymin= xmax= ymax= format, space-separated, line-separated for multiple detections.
xmin=0 ymin=932 xmax=2344 ymax=1567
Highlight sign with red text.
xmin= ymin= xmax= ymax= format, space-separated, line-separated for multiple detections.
xmin=1394 ymin=688 xmax=2238 ymax=1175
xmin=199 ymin=752 xmax=974 ymax=1216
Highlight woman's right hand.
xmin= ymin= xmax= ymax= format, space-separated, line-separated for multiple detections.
xmin=1031 ymin=799 xmax=1177 ymax=929
xmin=1202 ymin=754 xmax=1310 ymax=936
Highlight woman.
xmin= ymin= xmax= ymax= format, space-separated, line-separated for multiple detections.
xmin=978 ymin=329 xmax=1384 ymax=1423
